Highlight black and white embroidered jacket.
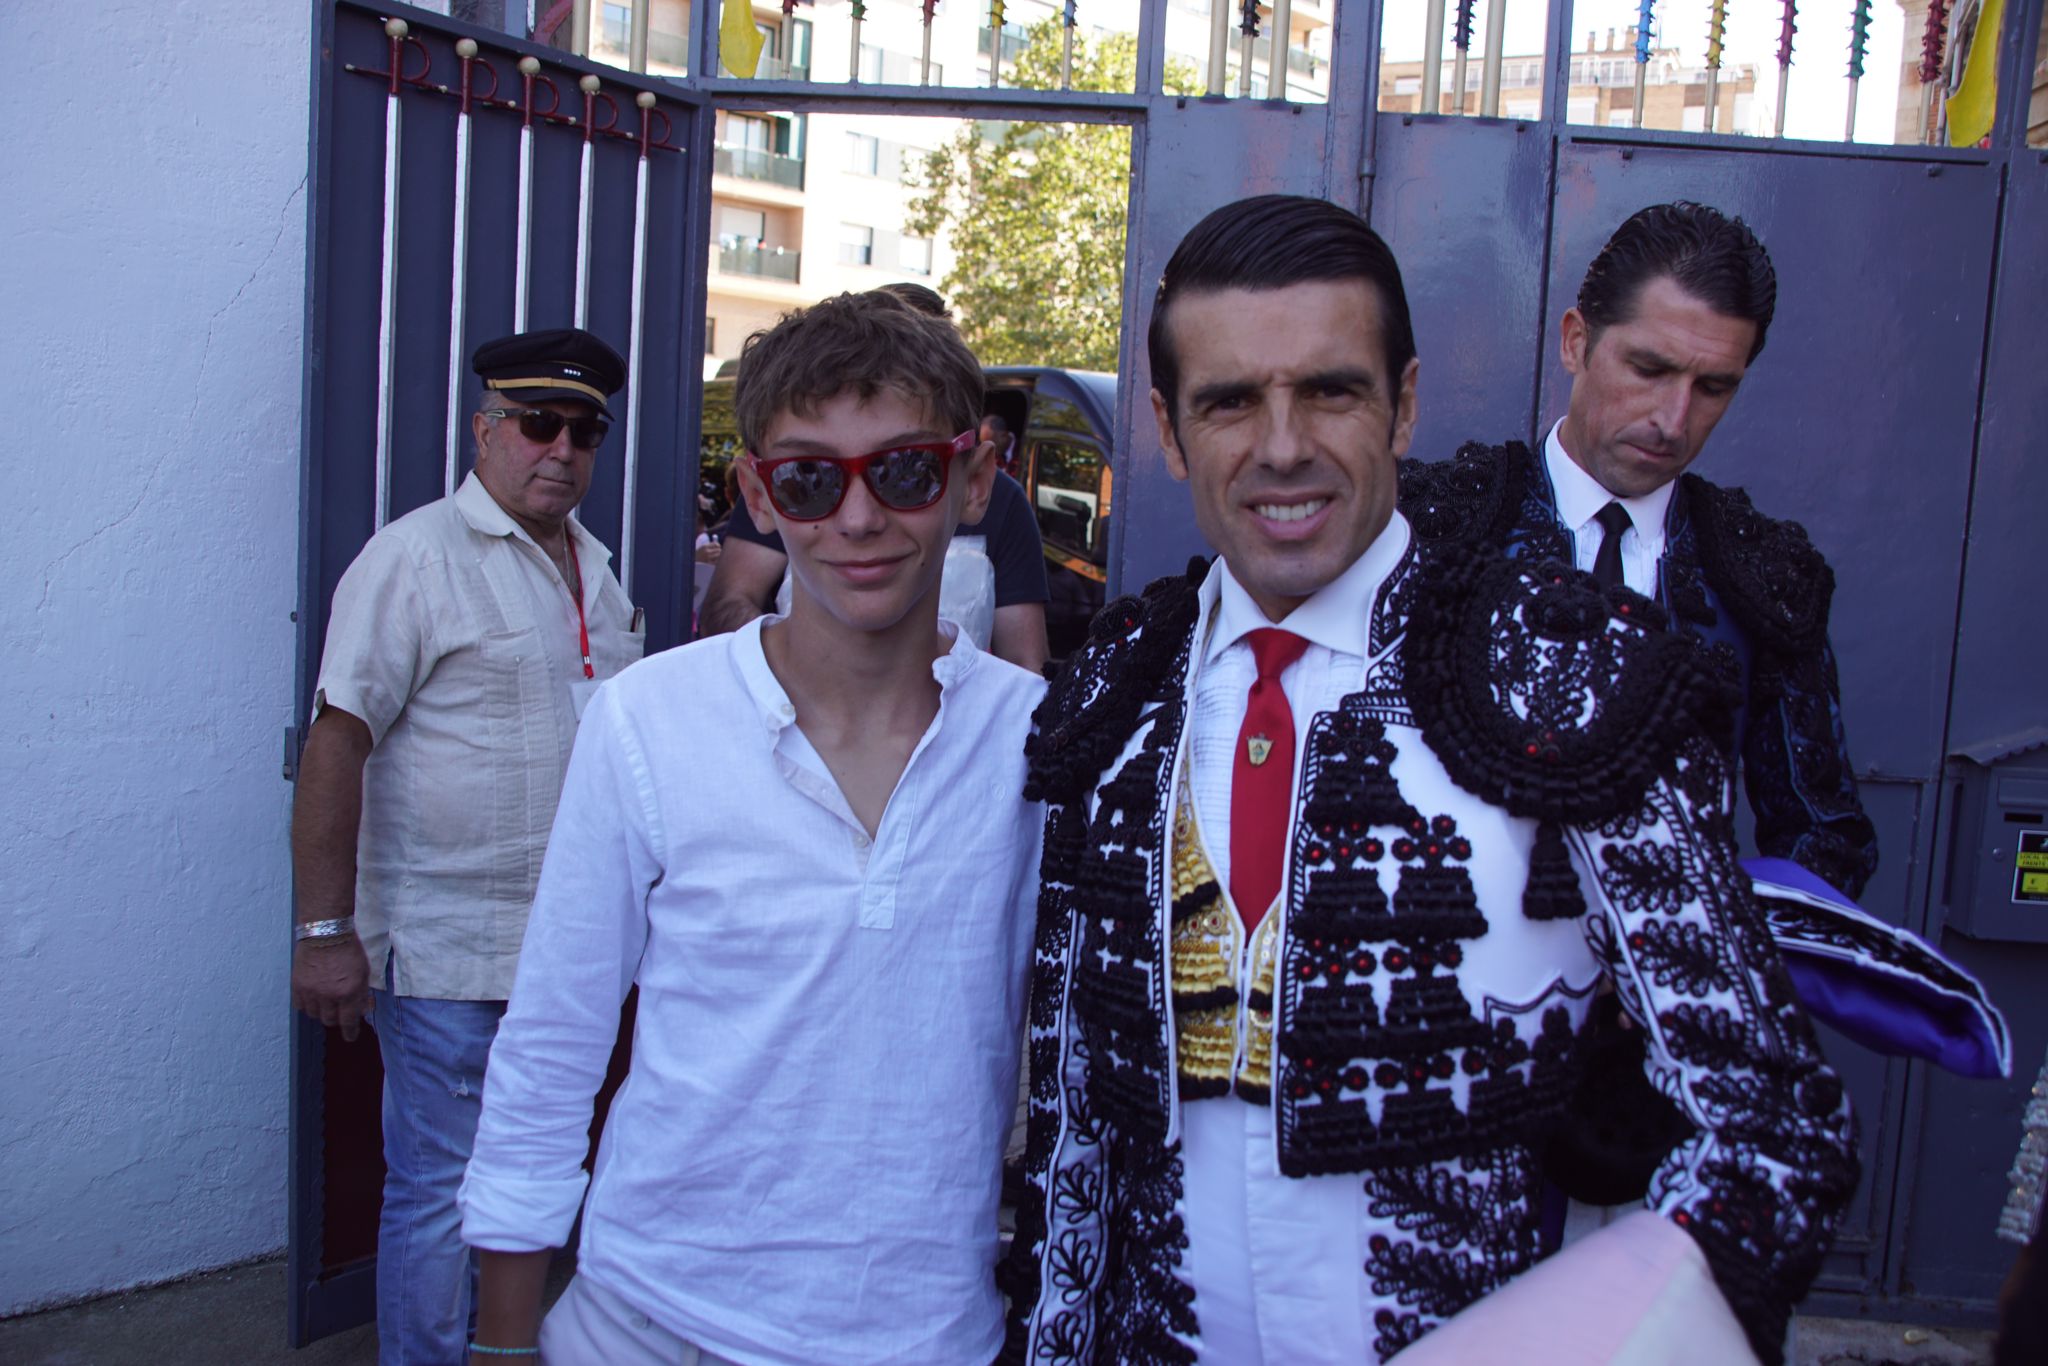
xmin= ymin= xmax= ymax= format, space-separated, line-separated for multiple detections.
xmin=1000 ymin=539 xmax=1858 ymax=1366
xmin=1399 ymin=440 xmax=1877 ymax=899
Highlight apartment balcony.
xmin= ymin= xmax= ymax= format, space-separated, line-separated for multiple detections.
xmin=717 ymin=241 xmax=801 ymax=283
xmin=753 ymin=51 xmax=811 ymax=81
xmin=713 ymin=144 xmax=806 ymax=189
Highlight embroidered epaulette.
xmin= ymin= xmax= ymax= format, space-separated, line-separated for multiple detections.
xmin=1024 ymin=558 xmax=1204 ymax=805
xmin=1397 ymin=441 xmax=1531 ymax=545
xmin=1404 ymin=542 xmax=1739 ymax=825
xmin=1682 ymin=474 xmax=1835 ymax=659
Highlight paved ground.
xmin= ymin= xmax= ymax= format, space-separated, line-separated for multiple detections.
xmin=0 ymin=1257 xmax=2000 ymax=1365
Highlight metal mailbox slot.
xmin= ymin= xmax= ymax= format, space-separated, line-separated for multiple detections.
xmin=1944 ymin=730 xmax=2048 ymax=944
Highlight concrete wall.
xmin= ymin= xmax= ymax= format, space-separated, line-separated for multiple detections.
xmin=0 ymin=0 xmax=311 ymax=1313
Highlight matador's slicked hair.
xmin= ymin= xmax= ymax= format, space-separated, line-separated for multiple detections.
xmin=1576 ymin=201 xmax=1777 ymax=362
xmin=1148 ymin=194 xmax=1417 ymax=432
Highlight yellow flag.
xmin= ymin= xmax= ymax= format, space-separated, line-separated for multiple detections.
xmin=1946 ymin=0 xmax=2005 ymax=147
xmin=722 ymin=0 xmax=766 ymax=78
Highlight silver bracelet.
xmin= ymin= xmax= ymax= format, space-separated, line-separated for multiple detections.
xmin=295 ymin=916 xmax=357 ymax=943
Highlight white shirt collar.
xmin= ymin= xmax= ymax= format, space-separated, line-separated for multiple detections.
xmin=1205 ymin=511 xmax=1413 ymax=665
xmin=1543 ymin=418 xmax=1675 ymax=545
xmin=729 ymin=614 xmax=975 ymax=736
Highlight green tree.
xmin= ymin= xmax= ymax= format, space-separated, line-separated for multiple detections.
xmin=906 ymin=22 xmax=1197 ymax=372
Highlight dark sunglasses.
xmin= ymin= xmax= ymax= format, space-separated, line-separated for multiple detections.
xmin=749 ymin=430 xmax=977 ymax=522
xmin=483 ymin=407 xmax=610 ymax=451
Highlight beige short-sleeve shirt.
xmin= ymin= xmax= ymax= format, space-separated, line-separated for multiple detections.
xmin=314 ymin=473 xmax=645 ymax=999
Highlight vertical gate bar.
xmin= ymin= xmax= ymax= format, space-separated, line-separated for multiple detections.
xmin=1271 ymin=0 xmax=1293 ymax=100
xmin=1704 ymin=1 xmax=1725 ymax=134
xmin=991 ymin=1 xmax=1006 ymax=88
xmin=1237 ymin=0 xmax=1257 ymax=97
xmin=1917 ymin=2 xmax=1947 ymax=145
xmin=1481 ymin=0 xmax=1506 ymax=116
xmin=922 ymin=0 xmax=937 ymax=85
xmin=1451 ymin=0 xmax=1472 ymax=115
xmin=1422 ymin=0 xmax=1446 ymax=113
xmin=514 ymin=56 xmax=541 ymax=332
xmin=374 ymin=18 xmax=409 ymax=530
xmin=575 ymin=75 xmax=602 ymax=327
xmin=1062 ymin=0 xmax=1077 ymax=90
xmin=1135 ymin=0 xmax=1168 ymax=95
xmin=1633 ymin=2 xmax=1655 ymax=128
xmin=1207 ymin=0 xmax=1229 ymax=95
xmin=445 ymin=38 xmax=481 ymax=496
xmin=571 ymin=0 xmax=592 ymax=57
xmin=1357 ymin=0 xmax=1388 ymax=214
xmin=1846 ymin=0 xmax=1872 ymax=141
xmin=1776 ymin=2 xmax=1798 ymax=138
xmin=620 ymin=92 xmax=657 ymax=599
xmin=852 ymin=0 xmax=867 ymax=81
xmin=629 ymin=0 xmax=650 ymax=73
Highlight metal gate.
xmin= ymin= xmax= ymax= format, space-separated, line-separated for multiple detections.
xmin=292 ymin=0 xmax=2048 ymax=1342
xmin=290 ymin=1 xmax=704 ymax=1339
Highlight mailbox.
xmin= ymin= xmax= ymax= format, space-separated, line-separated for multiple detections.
xmin=1943 ymin=728 xmax=2048 ymax=944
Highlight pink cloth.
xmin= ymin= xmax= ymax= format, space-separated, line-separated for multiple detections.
xmin=1391 ymin=1211 xmax=1759 ymax=1364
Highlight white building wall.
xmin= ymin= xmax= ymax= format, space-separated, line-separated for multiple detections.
xmin=0 ymin=0 xmax=311 ymax=1312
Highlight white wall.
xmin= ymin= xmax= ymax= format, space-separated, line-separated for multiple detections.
xmin=0 ymin=0 xmax=309 ymax=1313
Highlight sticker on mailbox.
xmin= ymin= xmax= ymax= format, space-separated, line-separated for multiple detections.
xmin=2014 ymin=830 xmax=2048 ymax=905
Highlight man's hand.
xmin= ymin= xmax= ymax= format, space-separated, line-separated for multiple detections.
xmin=292 ymin=936 xmax=374 ymax=1041
xmin=693 ymin=538 xmax=723 ymax=565
xmin=291 ymin=707 xmax=376 ymax=1039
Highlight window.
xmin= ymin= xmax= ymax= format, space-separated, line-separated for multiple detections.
xmin=1029 ymin=438 xmax=1107 ymax=561
xmin=705 ymin=316 xmax=716 ymax=353
xmin=846 ymin=132 xmax=880 ymax=175
xmin=727 ymin=114 xmax=773 ymax=152
xmin=717 ymin=207 xmax=766 ymax=248
xmin=601 ymin=2 xmax=627 ymax=49
xmin=899 ymin=236 xmax=933 ymax=276
xmin=838 ymin=222 xmax=874 ymax=267
xmin=1394 ymin=76 xmax=1419 ymax=96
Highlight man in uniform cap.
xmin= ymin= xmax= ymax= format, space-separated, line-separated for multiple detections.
xmin=290 ymin=327 xmax=644 ymax=1364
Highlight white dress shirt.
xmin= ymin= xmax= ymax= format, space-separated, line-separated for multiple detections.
xmin=1543 ymin=419 xmax=1674 ymax=597
xmin=459 ymin=618 xmax=1045 ymax=1364
xmin=314 ymin=472 xmax=643 ymax=999
xmin=1177 ymin=518 xmax=1414 ymax=1365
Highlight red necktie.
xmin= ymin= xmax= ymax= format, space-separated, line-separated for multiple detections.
xmin=1230 ymin=628 xmax=1310 ymax=933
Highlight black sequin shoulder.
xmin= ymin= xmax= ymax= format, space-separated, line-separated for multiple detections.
xmin=1403 ymin=541 xmax=1741 ymax=824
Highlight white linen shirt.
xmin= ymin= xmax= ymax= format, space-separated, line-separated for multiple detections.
xmin=1544 ymin=419 xmax=1674 ymax=597
xmin=313 ymin=472 xmax=642 ymax=999
xmin=459 ymin=618 xmax=1046 ymax=1365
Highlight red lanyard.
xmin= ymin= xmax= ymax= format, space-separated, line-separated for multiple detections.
xmin=564 ymin=535 xmax=593 ymax=679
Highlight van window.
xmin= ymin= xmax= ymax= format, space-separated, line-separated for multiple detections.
xmin=1031 ymin=437 xmax=1106 ymax=563
xmin=1028 ymin=394 xmax=1093 ymax=435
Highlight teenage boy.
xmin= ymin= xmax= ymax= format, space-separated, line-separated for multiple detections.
xmin=457 ymin=292 xmax=1046 ymax=1364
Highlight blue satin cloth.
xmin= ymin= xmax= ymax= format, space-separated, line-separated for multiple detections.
xmin=1745 ymin=856 xmax=2011 ymax=1080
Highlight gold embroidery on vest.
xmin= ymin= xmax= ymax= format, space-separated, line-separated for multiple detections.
xmin=1170 ymin=781 xmax=1282 ymax=1104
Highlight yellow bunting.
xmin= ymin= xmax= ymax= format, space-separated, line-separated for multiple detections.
xmin=721 ymin=0 xmax=765 ymax=78
xmin=1946 ymin=0 xmax=2004 ymax=146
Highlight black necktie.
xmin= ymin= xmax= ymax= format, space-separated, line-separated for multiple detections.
xmin=1591 ymin=502 xmax=1632 ymax=590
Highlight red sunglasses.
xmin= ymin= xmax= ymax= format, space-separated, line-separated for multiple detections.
xmin=749 ymin=430 xmax=977 ymax=523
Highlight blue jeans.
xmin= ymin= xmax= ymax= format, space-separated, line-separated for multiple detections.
xmin=371 ymin=977 xmax=507 ymax=1366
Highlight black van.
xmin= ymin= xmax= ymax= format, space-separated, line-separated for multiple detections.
xmin=981 ymin=367 xmax=1116 ymax=660
xmin=699 ymin=365 xmax=1117 ymax=660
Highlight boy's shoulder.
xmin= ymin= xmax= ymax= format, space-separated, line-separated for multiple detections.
xmin=602 ymin=630 xmax=751 ymax=710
